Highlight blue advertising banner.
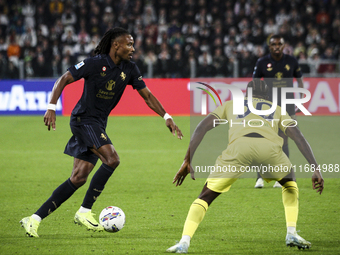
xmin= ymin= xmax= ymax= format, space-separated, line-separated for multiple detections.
xmin=0 ymin=80 xmax=62 ymax=115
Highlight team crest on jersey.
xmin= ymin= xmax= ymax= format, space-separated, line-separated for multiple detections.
xmin=120 ymin=72 xmax=126 ymax=81
xmin=101 ymin=66 xmax=107 ymax=77
xmin=267 ymin=63 xmax=272 ymax=71
xmin=285 ymin=64 xmax=290 ymax=71
xmin=105 ymin=80 xmax=115 ymax=91
xmin=275 ymin=72 xmax=283 ymax=80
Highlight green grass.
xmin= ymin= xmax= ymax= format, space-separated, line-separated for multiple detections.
xmin=0 ymin=116 xmax=339 ymax=254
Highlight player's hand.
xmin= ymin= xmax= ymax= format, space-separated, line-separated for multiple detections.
xmin=312 ymin=171 xmax=324 ymax=195
xmin=166 ymin=118 xmax=183 ymax=139
xmin=173 ymin=160 xmax=195 ymax=186
xmin=44 ymin=110 xmax=56 ymax=131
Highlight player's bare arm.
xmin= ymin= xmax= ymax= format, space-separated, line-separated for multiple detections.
xmin=286 ymin=126 xmax=324 ymax=194
xmin=137 ymin=87 xmax=183 ymax=139
xmin=173 ymin=114 xmax=218 ymax=186
xmin=44 ymin=71 xmax=74 ymax=131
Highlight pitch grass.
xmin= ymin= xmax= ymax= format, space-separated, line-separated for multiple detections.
xmin=0 ymin=116 xmax=339 ymax=255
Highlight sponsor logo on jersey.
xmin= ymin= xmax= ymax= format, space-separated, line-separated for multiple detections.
xmin=285 ymin=64 xmax=290 ymax=71
xmin=105 ymin=80 xmax=115 ymax=91
xmin=138 ymin=76 xmax=143 ymax=81
xmin=275 ymin=72 xmax=283 ymax=80
xmin=75 ymin=61 xmax=84 ymax=70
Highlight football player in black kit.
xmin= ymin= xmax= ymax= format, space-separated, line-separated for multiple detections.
xmin=252 ymin=34 xmax=305 ymax=188
xmin=20 ymin=27 xmax=183 ymax=237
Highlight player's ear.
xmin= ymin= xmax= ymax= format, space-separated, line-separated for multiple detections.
xmin=112 ymin=39 xmax=119 ymax=49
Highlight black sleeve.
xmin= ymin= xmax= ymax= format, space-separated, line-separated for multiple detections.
xmin=128 ymin=63 xmax=146 ymax=90
xmin=292 ymin=57 xmax=303 ymax=78
xmin=252 ymin=59 xmax=262 ymax=78
xmin=67 ymin=58 xmax=93 ymax=81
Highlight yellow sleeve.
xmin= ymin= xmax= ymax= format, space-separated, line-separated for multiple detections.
xmin=209 ymin=101 xmax=228 ymax=119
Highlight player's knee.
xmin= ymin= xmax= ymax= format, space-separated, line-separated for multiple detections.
xmin=70 ymin=174 xmax=88 ymax=188
xmin=106 ymin=156 xmax=120 ymax=169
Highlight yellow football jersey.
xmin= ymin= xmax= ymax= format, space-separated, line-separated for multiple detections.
xmin=210 ymin=97 xmax=296 ymax=147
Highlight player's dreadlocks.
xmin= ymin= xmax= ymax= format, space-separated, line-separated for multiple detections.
xmin=247 ymin=79 xmax=269 ymax=99
xmin=94 ymin=27 xmax=130 ymax=55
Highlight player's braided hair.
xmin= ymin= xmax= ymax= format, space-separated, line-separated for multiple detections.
xmin=94 ymin=27 xmax=130 ymax=55
xmin=248 ymin=79 xmax=268 ymax=99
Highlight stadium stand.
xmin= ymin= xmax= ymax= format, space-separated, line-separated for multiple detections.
xmin=0 ymin=0 xmax=339 ymax=79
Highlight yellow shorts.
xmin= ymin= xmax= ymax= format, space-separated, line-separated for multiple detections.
xmin=206 ymin=137 xmax=292 ymax=193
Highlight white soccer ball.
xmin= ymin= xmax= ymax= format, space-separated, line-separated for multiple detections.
xmin=99 ymin=206 xmax=125 ymax=232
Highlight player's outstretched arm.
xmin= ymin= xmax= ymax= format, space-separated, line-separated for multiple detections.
xmin=286 ymin=126 xmax=324 ymax=194
xmin=44 ymin=71 xmax=74 ymax=131
xmin=173 ymin=114 xmax=218 ymax=186
xmin=137 ymin=87 xmax=183 ymax=139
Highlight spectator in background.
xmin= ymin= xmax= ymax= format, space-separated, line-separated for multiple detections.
xmin=316 ymin=8 xmax=330 ymax=26
xmin=170 ymin=50 xmax=187 ymax=78
xmin=253 ymin=45 xmax=265 ymax=59
xmin=19 ymin=26 xmax=37 ymax=48
xmin=142 ymin=5 xmax=156 ymax=27
xmin=51 ymin=55 xmax=61 ymax=78
xmin=236 ymin=37 xmax=254 ymax=53
xmin=33 ymin=55 xmax=52 ymax=78
xmin=157 ymin=48 xmax=171 ymax=77
xmin=224 ymin=27 xmax=241 ymax=45
xmin=197 ymin=59 xmax=216 ymax=77
xmin=61 ymin=6 xmax=77 ymax=30
xmin=322 ymin=47 xmax=336 ymax=60
xmin=61 ymin=27 xmax=77 ymax=52
xmin=297 ymin=51 xmax=310 ymax=74
xmin=7 ymin=34 xmax=20 ymax=67
xmin=305 ymin=28 xmax=321 ymax=46
xmin=198 ymin=50 xmax=212 ymax=66
xmin=263 ymin=18 xmax=278 ymax=36
xmin=24 ymin=60 xmax=34 ymax=78
xmin=283 ymin=41 xmax=293 ymax=55
xmin=212 ymin=47 xmax=228 ymax=77
xmin=61 ymin=51 xmax=72 ymax=74
xmin=6 ymin=60 xmax=19 ymax=79
xmin=224 ymin=38 xmax=237 ymax=59
xmin=0 ymin=52 xmax=7 ymax=79
xmin=239 ymin=50 xmax=255 ymax=77
xmin=293 ymin=41 xmax=306 ymax=57
xmin=132 ymin=50 xmax=146 ymax=77
xmin=144 ymin=50 xmax=157 ymax=77
xmin=89 ymin=16 xmax=101 ymax=36
xmin=73 ymin=38 xmax=88 ymax=62
xmin=0 ymin=36 xmax=8 ymax=55
xmin=49 ymin=0 xmax=64 ymax=23
xmin=169 ymin=31 xmax=184 ymax=49
xmin=21 ymin=0 xmax=35 ymax=28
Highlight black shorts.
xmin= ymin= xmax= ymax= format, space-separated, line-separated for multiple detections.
xmin=64 ymin=123 xmax=112 ymax=165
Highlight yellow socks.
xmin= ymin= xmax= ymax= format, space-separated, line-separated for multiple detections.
xmin=182 ymin=198 xmax=208 ymax=238
xmin=282 ymin=181 xmax=299 ymax=228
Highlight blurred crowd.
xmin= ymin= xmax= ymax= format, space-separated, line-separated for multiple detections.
xmin=1 ymin=0 xmax=340 ymax=79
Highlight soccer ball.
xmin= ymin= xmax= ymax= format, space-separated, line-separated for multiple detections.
xmin=99 ymin=206 xmax=125 ymax=232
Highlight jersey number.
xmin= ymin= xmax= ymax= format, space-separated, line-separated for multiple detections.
xmin=237 ymin=100 xmax=274 ymax=120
